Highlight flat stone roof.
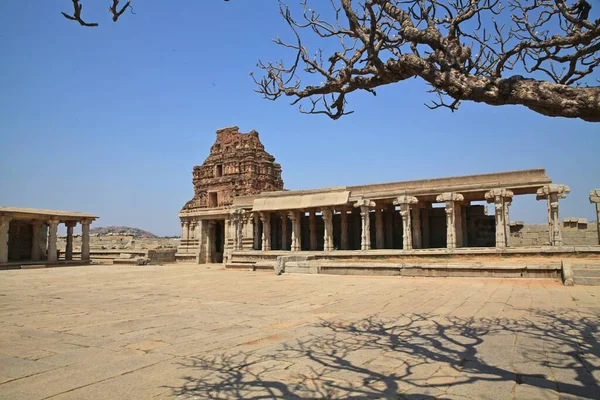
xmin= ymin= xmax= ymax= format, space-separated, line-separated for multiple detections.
xmin=0 ymin=207 xmax=98 ymax=221
xmin=230 ymin=168 xmax=552 ymax=209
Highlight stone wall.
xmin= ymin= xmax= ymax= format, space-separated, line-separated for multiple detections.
xmin=510 ymin=219 xmax=599 ymax=247
xmin=147 ymin=249 xmax=177 ymax=264
xmin=57 ymin=235 xmax=179 ymax=251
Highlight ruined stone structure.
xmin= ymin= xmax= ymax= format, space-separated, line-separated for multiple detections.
xmin=177 ymin=129 xmax=599 ymax=269
xmin=177 ymin=127 xmax=284 ymax=262
xmin=0 ymin=207 xmax=97 ymax=265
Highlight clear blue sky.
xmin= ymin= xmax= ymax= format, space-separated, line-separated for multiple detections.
xmin=1 ymin=1 xmax=598 ymax=236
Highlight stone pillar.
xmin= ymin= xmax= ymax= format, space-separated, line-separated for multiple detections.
xmin=281 ymin=214 xmax=288 ymax=250
xmin=196 ymin=219 xmax=206 ymax=263
xmin=354 ymin=199 xmax=375 ymax=250
xmin=322 ymin=208 xmax=334 ymax=251
xmin=65 ymin=221 xmax=76 ymax=261
xmin=31 ymin=220 xmax=41 ymax=261
xmin=206 ymin=221 xmax=215 ymax=263
xmin=375 ymin=206 xmax=384 ymax=249
xmin=223 ymin=218 xmax=230 ymax=264
xmin=253 ymin=213 xmax=261 ymax=250
xmin=81 ymin=219 xmax=91 ymax=261
xmin=412 ymin=207 xmax=422 ymax=249
xmin=394 ymin=195 xmax=419 ymax=250
xmin=436 ymin=193 xmax=465 ymax=249
xmin=385 ymin=204 xmax=394 ymax=248
xmin=340 ymin=207 xmax=348 ymax=250
xmin=309 ymin=211 xmax=317 ymax=250
xmin=47 ymin=218 xmax=59 ymax=262
xmin=181 ymin=220 xmax=189 ymax=241
xmin=230 ymin=209 xmax=245 ymax=250
xmin=536 ymin=184 xmax=570 ymax=246
xmin=485 ymin=189 xmax=514 ymax=248
xmin=288 ymin=211 xmax=302 ymax=251
xmin=504 ymin=199 xmax=512 ymax=247
xmin=0 ymin=215 xmax=11 ymax=264
xmin=590 ymin=189 xmax=600 ymax=245
xmin=260 ymin=212 xmax=271 ymax=251
xmin=189 ymin=220 xmax=197 ymax=241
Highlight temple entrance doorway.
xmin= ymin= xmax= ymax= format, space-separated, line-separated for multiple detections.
xmin=212 ymin=220 xmax=225 ymax=263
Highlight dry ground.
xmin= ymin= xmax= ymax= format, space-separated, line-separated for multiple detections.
xmin=0 ymin=264 xmax=598 ymax=399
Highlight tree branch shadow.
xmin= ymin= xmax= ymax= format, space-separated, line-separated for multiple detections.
xmin=166 ymin=310 xmax=600 ymax=399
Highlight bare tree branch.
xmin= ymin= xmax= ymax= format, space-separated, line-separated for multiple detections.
xmin=255 ymin=0 xmax=600 ymax=122
xmin=61 ymin=0 xmax=99 ymax=27
xmin=109 ymin=0 xmax=132 ymax=23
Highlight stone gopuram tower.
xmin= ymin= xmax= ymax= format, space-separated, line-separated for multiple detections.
xmin=182 ymin=126 xmax=283 ymax=211
xmin=177 ymin=126 xmax=284 ymax=263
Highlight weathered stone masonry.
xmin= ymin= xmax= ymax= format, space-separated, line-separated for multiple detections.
xmin=177 ymin=127 xmax=599 ymax=265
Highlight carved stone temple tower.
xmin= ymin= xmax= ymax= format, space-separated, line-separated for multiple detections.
xmin=176 ymin=126 xmax=284 ymax=263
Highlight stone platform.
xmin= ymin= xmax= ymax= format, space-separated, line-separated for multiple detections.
xmin=0 ymin=260 xmax=91 ymax=271
xmin=226 ymin=246 xmax=600 ymax=284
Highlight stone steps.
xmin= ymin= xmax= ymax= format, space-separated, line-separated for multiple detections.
xmin=571 ymin=264 xmax=600 ymax=285
xmin=573 ymin=276 xmax=600 ymax=286
xmin=572 ymin=268 xmax=600 ymax=277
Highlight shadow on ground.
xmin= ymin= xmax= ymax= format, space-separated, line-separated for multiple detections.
xmin=167 ymin=310 xmax=599 ymax=399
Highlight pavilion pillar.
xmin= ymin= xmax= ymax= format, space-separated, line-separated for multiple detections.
xmin=0 ymin=215 xmax=11 ymax=263
xmin=436 ymin=192 xmax=465 ymax=249
xmin=260 ymin=212 xmax=271 ymax=251
xmin=281 ymin=213 xmax=288 ymax=250
xmin=31 ymin=220 xmax=42 ymax=261
xmin=385 ymin=204 xmax=394 ymax=248
xmin=81 ymin=219 xmax=91 ymax=261
xmin=322 ymin=208 xmax=334 ymax=252
xmin=309 ymin=211 xmax=317 ymax=250
xmin=340 ymin=207 xmax=348 ymax=250
xmin=65 ymin=221 xmax=76 ymax=261
xmin=375 ymin=206 xmax=384 ymax=249
xmin=288 ymin=211 xmax=302 ymax=251
xmin=355 ymin=199 xmax=375 ymax=250
xmin=394 ymin=195 xmax=419 ymax=250
xmin=537 ymin=184 xmax=570 ymax=246
xmin=485 ymin=189 xmax=514 ymax=248
xmin=590 ymin=189 xmax=600 ymax=245
xmin=47 ymin=218 xmax=59 ymax=262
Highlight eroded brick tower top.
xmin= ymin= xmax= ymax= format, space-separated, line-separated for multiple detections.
xmin=181 ymin=126 xmax=284 ymax=211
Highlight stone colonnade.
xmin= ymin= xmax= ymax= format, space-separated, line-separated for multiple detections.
xmin=0 ymin=217 xmax=92 ymax=264
xmin=225 ymin=184 xmax=577 ymax=253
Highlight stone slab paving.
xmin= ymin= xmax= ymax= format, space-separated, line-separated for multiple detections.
xmin=0 ymin=264 xmax=599 ymax=400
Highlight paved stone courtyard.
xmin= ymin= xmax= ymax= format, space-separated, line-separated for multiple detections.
xmin=0 ymin=264 xmax=598 ymax=399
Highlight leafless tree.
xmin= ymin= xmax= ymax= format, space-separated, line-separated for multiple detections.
xmin=253 ymin=0 xmax=600 ymax=122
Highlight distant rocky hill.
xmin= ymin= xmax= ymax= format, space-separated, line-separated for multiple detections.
xmin=89 ymin=226 xmax=158 ymax=238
